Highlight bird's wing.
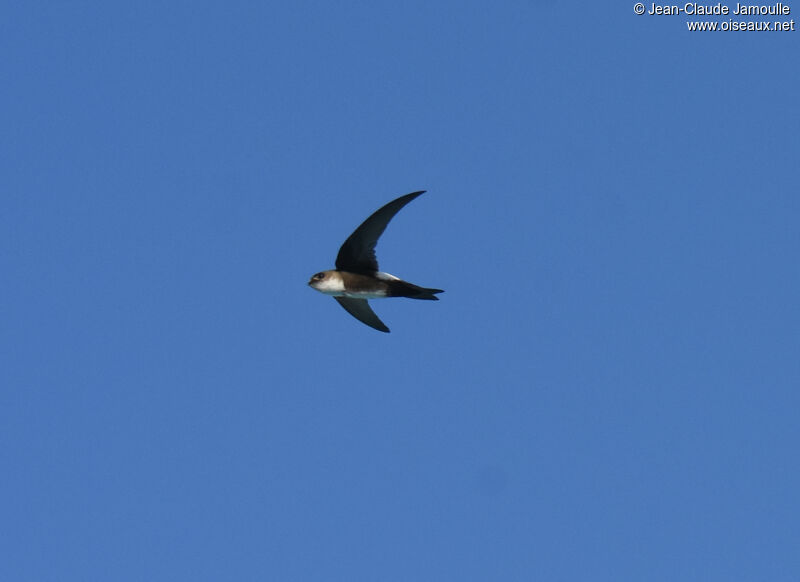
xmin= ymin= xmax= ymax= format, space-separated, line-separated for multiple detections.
xmin=335 ymin=191 xmax=426 ymax=273
xmin=333 ymin=297 xmax=390 ymax=333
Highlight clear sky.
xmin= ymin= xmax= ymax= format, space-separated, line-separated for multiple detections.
xmin=2 ymin=3 xmax=798 ymax=581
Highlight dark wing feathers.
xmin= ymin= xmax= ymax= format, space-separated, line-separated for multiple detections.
xmin=335 ymin=191 xmax=426 ymax=273
xmin=333 ymin=297 xmax=390 ymax=333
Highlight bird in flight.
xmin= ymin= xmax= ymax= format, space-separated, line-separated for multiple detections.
xmin=308 ymin=190 xmax=443 ymax=332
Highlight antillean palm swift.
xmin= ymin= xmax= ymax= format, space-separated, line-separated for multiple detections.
xmin=308 ymin=191 xmax=443 ymax=332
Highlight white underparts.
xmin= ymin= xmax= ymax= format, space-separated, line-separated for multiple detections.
xmin=312 ymin=276 xmax=346 ymax=295
xmin=310 ymin=272 xmax=395 ymax=299
xmin=342 ymin=289 xmax=388 ymax=299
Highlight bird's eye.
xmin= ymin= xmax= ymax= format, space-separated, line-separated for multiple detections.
xmin=314 ymin=273 xmax=324 ymax=280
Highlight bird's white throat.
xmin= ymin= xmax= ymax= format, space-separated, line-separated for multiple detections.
xmin=312 ymin=275 xmax=346 ymax=295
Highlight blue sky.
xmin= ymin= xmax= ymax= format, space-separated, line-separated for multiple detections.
xmin=2 ymin=3 xmax=798 ymax=581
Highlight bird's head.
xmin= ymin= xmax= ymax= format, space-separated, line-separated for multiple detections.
xmin=308 ymin=270 xmax=344 ymax=295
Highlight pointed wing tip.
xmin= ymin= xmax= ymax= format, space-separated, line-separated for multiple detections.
xmin=333 ymin=296 xmax=391 ymax=333
xmin=372 ymin=320 xmax=391 ymax=333
xmin=335 ymin=190 xmax=430 ymax=272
